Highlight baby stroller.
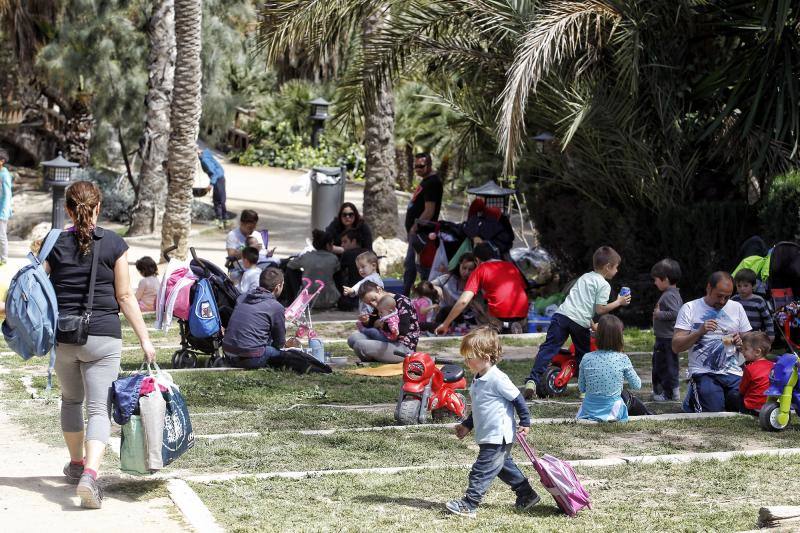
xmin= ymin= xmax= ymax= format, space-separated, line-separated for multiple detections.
xmin=284 ymin=278 xmax=326 ymax=350
xmin=769 ymin=241 xmax=800 ymax=350
xmin=159 ymin=246 xmax=240 ymax=368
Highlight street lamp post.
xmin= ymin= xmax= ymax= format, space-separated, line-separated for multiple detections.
xmin=309 ymin=97 xmax=330 ymax=148
xmin=41 ymin=152 xmax=79 ymax=229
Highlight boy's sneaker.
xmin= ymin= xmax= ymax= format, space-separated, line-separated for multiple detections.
xmin=515 ymin=491 xmax=541 ymax=512
xmin=63 ymin=462 xmax=84 ymax=484
xmin=651 ymin=393 xmax=667 ymax=402
xmin=76 ymin=474 xmax=103 ymax=509
xmin=445 ymin=499 xmax=476 ymax=518
xmin=523 ymin=381 xmax=537 ymax=400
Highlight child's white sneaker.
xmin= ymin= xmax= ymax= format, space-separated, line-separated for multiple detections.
xmin=651 ymin=393 xmax=667 ymax=401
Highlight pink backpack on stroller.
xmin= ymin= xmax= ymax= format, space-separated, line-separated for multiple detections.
xmin=516 ymin=434 xmax=591 ymax=517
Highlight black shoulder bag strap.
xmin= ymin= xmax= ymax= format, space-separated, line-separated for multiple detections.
xmin=84 ymin=236 xmax=102 ymax=320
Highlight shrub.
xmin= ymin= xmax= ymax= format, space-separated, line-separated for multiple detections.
xmin=760 ymin=171 xmax=800 ymax=243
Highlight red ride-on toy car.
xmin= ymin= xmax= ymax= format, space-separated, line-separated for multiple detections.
xmin=395 ymin=352 xmax=468 ymax=425
xmin=539 ymin=337 xmax=598 ymax=397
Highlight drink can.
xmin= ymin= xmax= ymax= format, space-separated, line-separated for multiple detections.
xmin=620 ymin=287 xmax=631 ymax=298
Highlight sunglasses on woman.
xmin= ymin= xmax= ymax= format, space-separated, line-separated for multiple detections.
xmin=341 ymin=212 xmax=356 ymax=218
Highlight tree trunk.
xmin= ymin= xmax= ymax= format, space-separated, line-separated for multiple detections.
xmin=361 ymin=9 xmax=398 ymax=238
xmin=129 ymin=0 xmax=175 ymax=236
xmin=160 ymin=0 xmax=201 ymax=259
xmin=64 ymin=92 xmax=94 ymax=167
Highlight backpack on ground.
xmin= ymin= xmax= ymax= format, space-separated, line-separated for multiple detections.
xmin=516 ymin=433 xmax=591 ymax=517
xmin=2 ymin=229 xmax=62 ymax=360
xmin=188 ymin=278 xmax=221 ymax=339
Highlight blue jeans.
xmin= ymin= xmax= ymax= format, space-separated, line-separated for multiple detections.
xmin=212 ymin=177 xmax=227 ymax=220
xmin=464 ymin=443 xmax=534 ymax=510
xmin=402 ymin=239 xmax=430 ymax=296
xmin=527 ymin=313 xmax=591 ymax=385
xmin=226 ymin=345 xmax=281 ymax=369
xmin=652 ymin=337 xmax=680 ymax=396
xmin=361 ymin=327 xmax=391 ymax=343
xmin=683 ymin=372 xmax=742 ymax=413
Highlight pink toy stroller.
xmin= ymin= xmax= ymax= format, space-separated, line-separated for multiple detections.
xmin=284 ymin=277 xmax=326 ymax=349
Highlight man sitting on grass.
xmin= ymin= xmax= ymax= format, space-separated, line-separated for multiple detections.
xmin=222 ymin=268 xmax=286 ymax=369
xmin=673 ymin=271 xmax=751 ymax=412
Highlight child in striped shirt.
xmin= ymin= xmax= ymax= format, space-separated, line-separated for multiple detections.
xmin=732 ymin=269 xmax=774 ymax=342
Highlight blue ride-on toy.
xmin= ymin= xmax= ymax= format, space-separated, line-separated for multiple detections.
xmin=759 ymin=353 xmax=800 ymax=431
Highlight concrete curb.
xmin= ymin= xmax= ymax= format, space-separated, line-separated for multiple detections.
xmin=183 ymin=447 xmax=800 ymax=484
xmin=167 ymin=479 xmax=225 ymax=533
xmin=195 ymin=411 xmax=746 ymax=440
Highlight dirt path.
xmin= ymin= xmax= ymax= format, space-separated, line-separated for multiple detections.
xmin=0 ymin=410 xmax=187 ymax=532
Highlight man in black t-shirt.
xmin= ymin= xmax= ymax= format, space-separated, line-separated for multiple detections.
xmin=403 ymin=152 xmax=444 ymax=295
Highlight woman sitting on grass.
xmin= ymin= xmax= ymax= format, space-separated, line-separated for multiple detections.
xmin=347 ymin=281 xmax=420 ymax=363
xmin=576 ymin=315 xmax=650 ymax=422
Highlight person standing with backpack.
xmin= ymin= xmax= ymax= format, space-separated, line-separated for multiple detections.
xmin=44 ymin=181 xmax=156 ymax=509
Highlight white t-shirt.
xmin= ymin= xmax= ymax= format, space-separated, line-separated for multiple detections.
xmin=558 ymin=272 xmax=611 ymax=328
xmin=674 ymin=298 xmax=752 ymax=377
xmin=225 ymin=228 xmax=265 ymax=254
xmin=238 ymin=266 xmax=261 ymax=294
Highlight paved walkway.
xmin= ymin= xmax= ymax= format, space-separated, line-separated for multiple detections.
xmin=0 ymin=411 xmax=186 ymax=532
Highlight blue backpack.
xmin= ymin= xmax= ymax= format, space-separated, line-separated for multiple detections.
xmin=188 ymin=278 xmax=220 ymax=339
xmin=2 ymin=229 xmax=62 ymax=360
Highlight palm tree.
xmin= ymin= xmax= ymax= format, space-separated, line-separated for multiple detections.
xmin=258 ymin=1 xmax=400 ymax=238
xmin=160 ymin=0 xmax=202 ymax=259
xmin=129 ymin=0 xmax=175 ymax=236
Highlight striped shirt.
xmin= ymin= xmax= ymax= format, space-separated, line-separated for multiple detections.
xmin=731 ymin=294 xmax=774 ymax=337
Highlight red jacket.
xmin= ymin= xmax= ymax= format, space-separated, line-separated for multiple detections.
xmin=739 ymin=359 xmax=774 ymax=411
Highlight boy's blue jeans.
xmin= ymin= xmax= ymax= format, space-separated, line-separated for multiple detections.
xmin=464 ymin=442 xmax=534 ymax=510
xmin=225 ymin=346 xmax=281 ymax=369
xmin=527 ymin=313 xmax=591 ymax=385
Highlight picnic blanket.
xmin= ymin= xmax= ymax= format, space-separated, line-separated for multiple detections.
xmin=346 ymin=363 xmax=443 ymax=377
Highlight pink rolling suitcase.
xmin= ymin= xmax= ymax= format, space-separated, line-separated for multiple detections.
xmin=516 ymin=434 xmax=591 ymax=517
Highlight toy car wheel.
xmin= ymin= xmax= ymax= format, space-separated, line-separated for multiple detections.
xmin=538 ymin=366 xmax=568 ymax=397
xmin=759 ymin=401 xmax=789 ymax=431
xmin=396 ymin=398 xmax=422 ymax=425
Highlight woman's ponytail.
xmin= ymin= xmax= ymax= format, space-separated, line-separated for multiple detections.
xmin=65 ymin=181 xmax=102 ymax=255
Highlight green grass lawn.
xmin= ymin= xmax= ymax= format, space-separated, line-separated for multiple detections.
xmin=191 ymin=455 xmax=800 ymax=532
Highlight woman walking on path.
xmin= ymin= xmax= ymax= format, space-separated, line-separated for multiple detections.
xmin=0 ymin=150 xmax=13 ymax=265
xmin=45 ymin=181 xmax=156 ymax=509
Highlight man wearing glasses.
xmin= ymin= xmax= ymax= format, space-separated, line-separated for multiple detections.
xmin=403 ymin=152 xmax=443 ymax=295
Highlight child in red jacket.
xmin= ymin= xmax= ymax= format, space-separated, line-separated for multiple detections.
xmin=739 ymin=331 xmax=774 ymax=416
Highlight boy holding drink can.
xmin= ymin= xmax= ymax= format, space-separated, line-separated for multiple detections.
xmin=524 ymin=246 xmax=631 ymax=398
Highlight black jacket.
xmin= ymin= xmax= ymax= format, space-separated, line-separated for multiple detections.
xmin=222 ymin=288 xmax=285 ymax=355
xmin=325 ymin=219 xmax=374 ymax=250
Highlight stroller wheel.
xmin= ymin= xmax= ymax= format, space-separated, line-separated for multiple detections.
xmin=175 ymin=352 xmax=198 ymax=369
xmin=171 ymin=350 xmax=182 ymax=369
xmin=212 ymin=356 xmax=231 ymax=368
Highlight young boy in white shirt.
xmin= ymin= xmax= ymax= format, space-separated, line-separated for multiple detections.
xmin=238 ymin=247 xmax=261 ymax=294
xmin=446 ymin=327 xmax=539 ymax=518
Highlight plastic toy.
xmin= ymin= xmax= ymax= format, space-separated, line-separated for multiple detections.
xmin=394 ymin=351 xmax=467 ymax=425
xmin=759 ymin=352 xmax=800 ymax=431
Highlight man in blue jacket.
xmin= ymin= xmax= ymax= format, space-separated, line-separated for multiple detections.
xmin=198 ymin=147 xmax=227 ymax=228
xmin=222 ymin=268 xmax=286 ymax=369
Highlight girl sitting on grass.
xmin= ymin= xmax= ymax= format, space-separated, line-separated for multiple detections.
xmin=576 ymin=315 xmax=651 ymax=422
